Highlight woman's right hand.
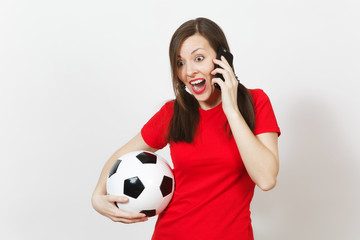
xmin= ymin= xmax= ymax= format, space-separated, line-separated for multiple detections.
xmin=91 ymin=133 xmax=156 ymax=223
xmin=91 ymin=194 xmax=148 ymax=224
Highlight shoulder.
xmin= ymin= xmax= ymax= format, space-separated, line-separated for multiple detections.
xmin=164 ymin=100 xmax=175 ymax=108
xmin=248 ymin=88 xmax=281 ymax=136
xmin=247 ymin=88 xmax=270 ymax=105
xmin=248 ymin=88 xmax=267 ymax=98
xmin=247 ymin=88 xmax=276 ymax=116
xmin=152 ymin=100 xmax=175 ymax=119
xmin=161 ymin=100 xmax=175 ymax=113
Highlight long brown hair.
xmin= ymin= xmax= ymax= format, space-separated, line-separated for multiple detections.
xmin=168 ymin=17 xmax=255 ymax=143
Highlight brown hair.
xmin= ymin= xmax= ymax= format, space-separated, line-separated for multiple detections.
xmin=168 ymin=17 xmax=255 ymax=143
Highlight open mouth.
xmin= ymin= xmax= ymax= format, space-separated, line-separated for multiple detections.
xmin=189 ymin=78 xmax=206 ymax=94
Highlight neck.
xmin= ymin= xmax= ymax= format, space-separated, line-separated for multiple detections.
xmin=198 ymin=90 xmax=221 ymax=110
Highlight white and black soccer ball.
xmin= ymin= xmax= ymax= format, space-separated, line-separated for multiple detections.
xmin=106 ymin=150 xmax=175 ymax=217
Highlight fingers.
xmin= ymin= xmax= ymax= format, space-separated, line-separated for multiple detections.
xmin=105 ymin=195 xmax=149 ymax=223
xmin=211 ymin=67 xmax=232 ymax=83
xmin=212 ymin=77 xmax=226 ymax=89
xmin=113 ymin=207 xmax=147 ymax=219
xmin=110 ymin=209 xmax=149 ymax=224
xmin=107 ymin=194 xmax=128 ymax=203
xmin=110 ymin=208 xmax=148 ymax=223
xmin=211 ymin=68 xmax=238 ymax=89
xmin=213 ymin=56 xmax=232 ymax=72
xmin=212 ymin=57 xmax=238 ymax=86
xmin=110 ymin=217 xmax=148 ymax=224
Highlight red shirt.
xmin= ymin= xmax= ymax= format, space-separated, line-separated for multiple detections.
xmin=141 ymin=89 xmax=280 ymax=240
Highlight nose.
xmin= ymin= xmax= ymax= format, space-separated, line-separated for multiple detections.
xmin=186 ymin=63 xmax=198 ymax=77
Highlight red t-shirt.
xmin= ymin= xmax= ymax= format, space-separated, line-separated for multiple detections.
xmin=141 ymin=89 xmax=280 ymax=240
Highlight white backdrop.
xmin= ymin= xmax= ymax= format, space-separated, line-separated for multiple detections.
xmin=1 ymin=0 xmax=359 ymax=239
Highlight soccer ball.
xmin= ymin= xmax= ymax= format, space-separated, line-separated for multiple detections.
xmin=106 ymin=150 xmax=174 ymax=217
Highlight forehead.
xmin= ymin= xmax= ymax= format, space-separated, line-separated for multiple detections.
xmin=178 ymin=34 xmax=212 ymax=55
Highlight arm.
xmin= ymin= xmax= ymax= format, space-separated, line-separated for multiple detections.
xmin=91 ymin=132 xmax=158 ymax=223
xmin=212 ymin=57 xmax=279 ymax=191
xmin=226 ymin=113 xmax=279 ymax=191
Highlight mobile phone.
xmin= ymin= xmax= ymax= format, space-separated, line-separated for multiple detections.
xmin=214 ymin=46 xmax=234 ymax=90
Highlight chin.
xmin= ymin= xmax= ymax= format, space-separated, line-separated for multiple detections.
xmin=194 ymin=90 xmax=214 ymax=104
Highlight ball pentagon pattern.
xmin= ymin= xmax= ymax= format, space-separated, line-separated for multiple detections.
xmin=106 ymin=151 xmax=174 ymax=217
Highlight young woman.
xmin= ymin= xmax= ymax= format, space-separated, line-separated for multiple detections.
xmin=92 ymin=17 xmax=281 ymax=240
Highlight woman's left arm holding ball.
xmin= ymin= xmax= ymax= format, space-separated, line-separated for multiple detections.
xmin=92 ymin=133 xmax=157 ymax=223
xmin=211 ymin=57 xmax=279 ymax=191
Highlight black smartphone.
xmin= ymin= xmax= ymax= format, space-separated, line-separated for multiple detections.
xmin=214 ymin=46 xmax=234 ymax=90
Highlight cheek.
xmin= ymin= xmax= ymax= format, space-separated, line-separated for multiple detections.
xmin=177 ymin=69 xmax=185 ymax=82
xmin=202 ymin=60 xmax=215 ymax=75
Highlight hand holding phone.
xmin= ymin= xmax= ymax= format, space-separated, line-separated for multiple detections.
xmin=214 ymin=47 xmax=234 ymax=90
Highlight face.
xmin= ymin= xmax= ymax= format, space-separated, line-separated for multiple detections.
xmin=177 ymin=34 xmax=221 ymax=109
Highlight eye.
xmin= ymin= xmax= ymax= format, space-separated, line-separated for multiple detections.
xmin=195 ymin=56 xmax=204 ymax=62
xmin=177 ymin=60 xmax=184 ymax=67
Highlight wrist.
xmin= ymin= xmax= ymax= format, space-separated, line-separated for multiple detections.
xmin=224 ymin=107 xmax=242 ymax=121
xmin=225 ymin=108 xmax=250 ymax=131
xmin=93 ymin=185 xmax=107 ymax=197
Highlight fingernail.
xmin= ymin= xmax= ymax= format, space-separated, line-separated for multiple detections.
xmin=120 ymin=196 xmax=128 ymax=201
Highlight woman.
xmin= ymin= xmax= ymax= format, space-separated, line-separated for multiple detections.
xmin=92 ymin=17 xmax=281 ymax=240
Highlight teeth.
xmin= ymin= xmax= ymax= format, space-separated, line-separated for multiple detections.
xmin=190 ymin=79 xmax=205 ymax=85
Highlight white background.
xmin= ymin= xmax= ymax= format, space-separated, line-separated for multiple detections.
xmin=1 ymin=0 xmax=359 ymax=239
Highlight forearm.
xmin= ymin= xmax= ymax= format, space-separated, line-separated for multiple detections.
xmin=93 ymin=150 xmax=124 ymax=196
xmin=91 ymin=133 xmax=154 ymax=223
xmin=226 ymin=110 xmax=279 ymax=191
xmin=92 ymin=133 xmax=157 ymax=197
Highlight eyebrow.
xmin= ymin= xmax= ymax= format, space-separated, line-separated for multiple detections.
xmin=191 ymin=48 xmax=204 ymax=54
xmin=177 ymin=48 xmax=205 ymax=58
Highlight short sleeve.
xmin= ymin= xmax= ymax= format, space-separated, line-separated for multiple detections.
xmin=250 ymin=89 xmax=281 ymax=136
xmin=141 ymin=101 xmax=174 ymax=149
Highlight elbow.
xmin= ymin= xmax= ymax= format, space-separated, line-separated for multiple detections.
xmin=258 ymin=178 xmax=277 ymax=191
xmin=258 ymin=157 xmax=279 ymax=191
